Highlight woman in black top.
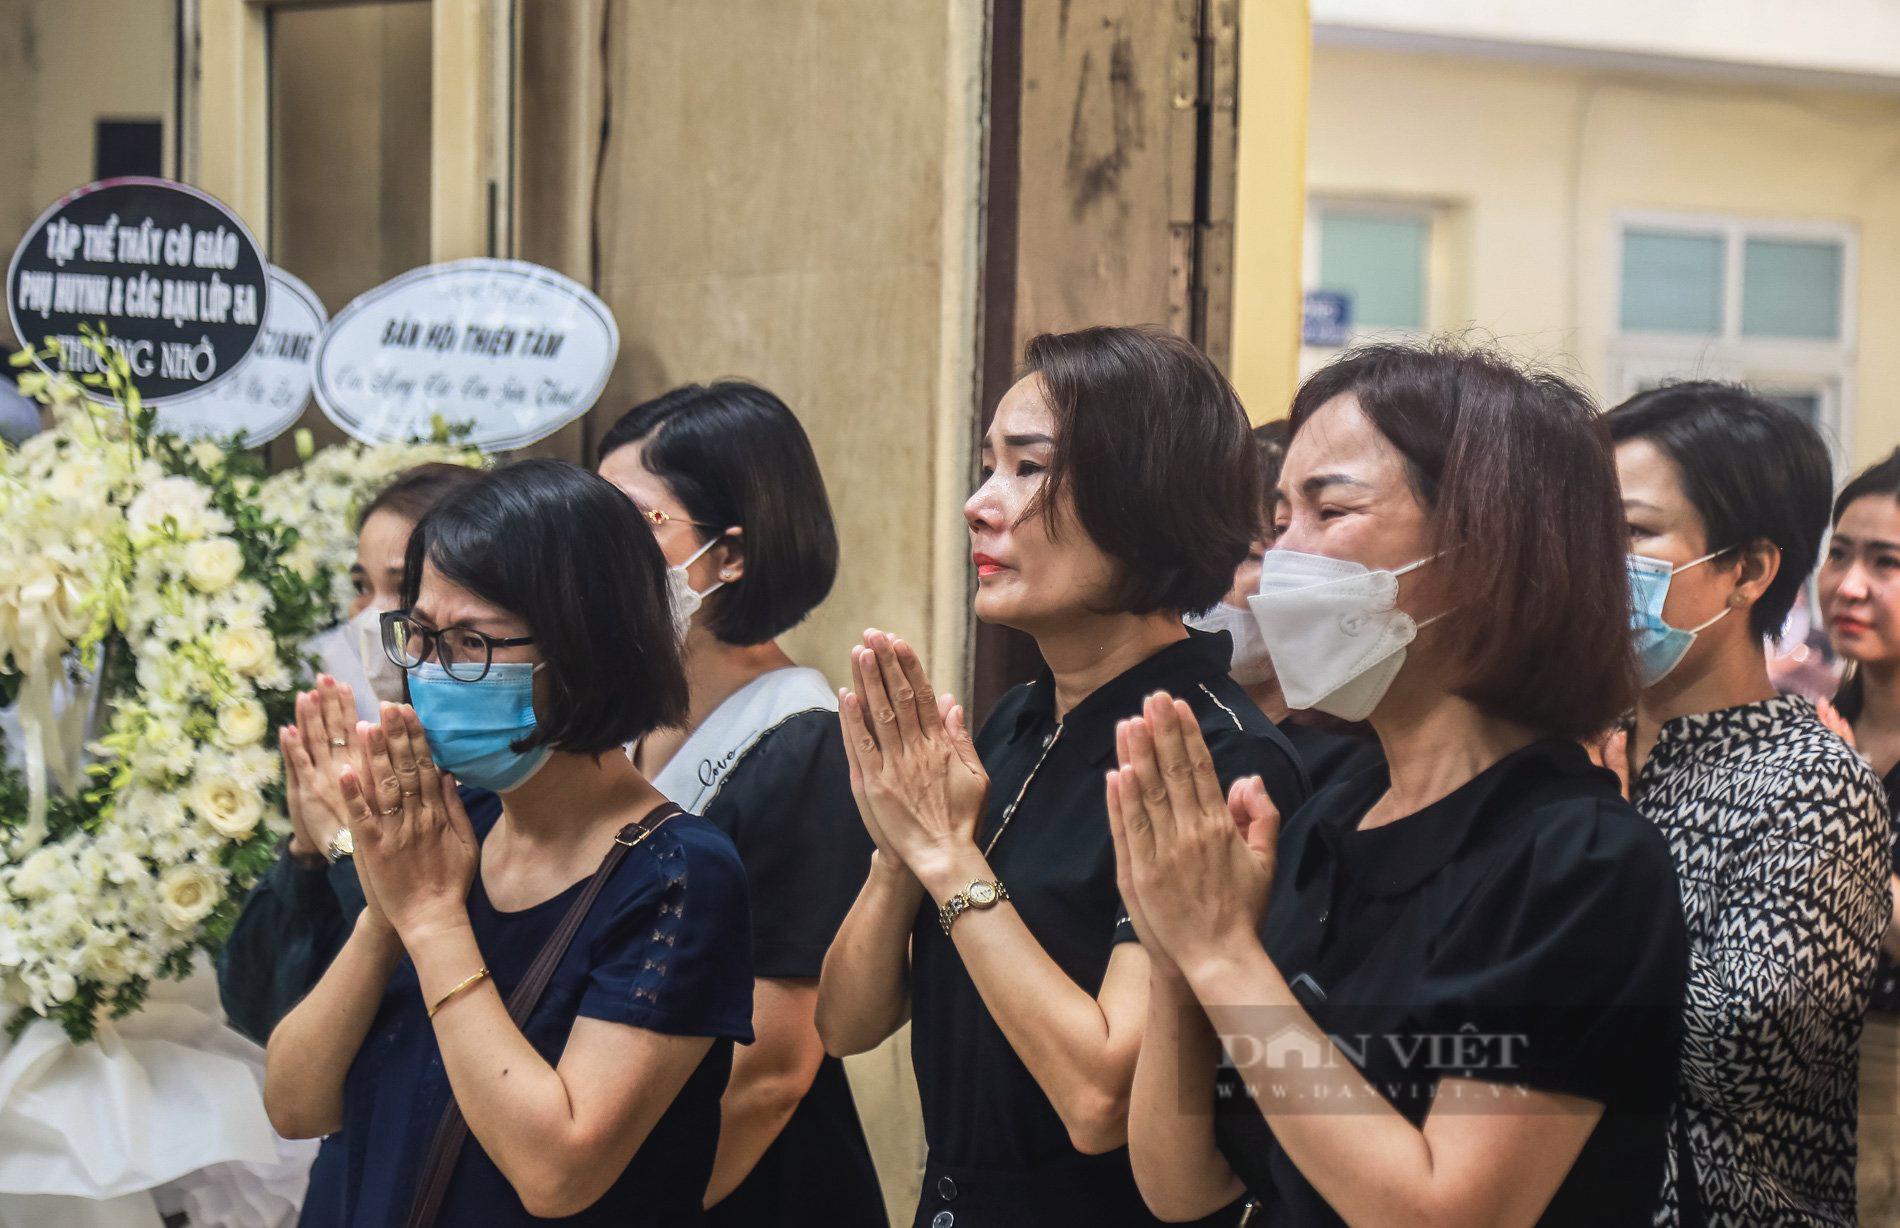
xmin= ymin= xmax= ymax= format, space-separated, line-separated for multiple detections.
xmin=817 ymin=327 xmax=1307 ymax=1228
xmin=597 ymin=383 xmax=883 ymax=1226
xmin=1119 ymin=343 xmax=1689 ymax=1226
xmin=1814 ymin=447 xmax=1900 ymax=1223
xmin=262 ymin=461 xmax=755 ymax=1227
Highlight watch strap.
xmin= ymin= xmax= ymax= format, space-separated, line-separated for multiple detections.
xmin=938 ymin=879 xmax=1009 ymax=936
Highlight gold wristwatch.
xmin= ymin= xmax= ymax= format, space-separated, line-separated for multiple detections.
xmin=324 ymin=826 xmax=355 ymax=864
xmin=938 ymin=879 xmax=1009 ymax=935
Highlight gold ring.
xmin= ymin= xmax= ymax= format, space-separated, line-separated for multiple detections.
xmin=400 ymin=789 xmax=420 ymax=798
xmin=378 ymin=804 xmax=400 ymax=816
xmin=329 ymin=738 xmax=348 ymax=748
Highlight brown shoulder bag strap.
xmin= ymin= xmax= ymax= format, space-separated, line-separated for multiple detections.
xmin=403 ymin=802 xmax=682 ymax=1228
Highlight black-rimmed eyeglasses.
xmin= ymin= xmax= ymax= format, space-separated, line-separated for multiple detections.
xmin=380 ymin=609 xmax=535 ymax=682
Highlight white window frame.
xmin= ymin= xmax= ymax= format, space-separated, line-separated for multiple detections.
xmin=1301 ymin=197 xmax=1445 ymax=374
xmin=1607 ymin=210 xmax=1858 ymax=466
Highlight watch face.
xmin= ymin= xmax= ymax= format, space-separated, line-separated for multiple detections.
xmin=968 ymin=881 xmax=998 ymax=907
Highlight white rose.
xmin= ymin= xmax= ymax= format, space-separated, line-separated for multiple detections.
xmin=81 ymin=939 xmax=135 ymax=986
xmin=183 ymin=538 xmax=245 ymax=594
xmin=190 ymin=772 xmax=265 ymax=839
xmin=40 ymin=892 xmax=84 ymax=939
xmin=46 ymin=969 xmax=77 ymax=1004
xmin=156 ymin=862 xmax=222 ymax=931
xmin=128 ymin=475 xmax=213 ymax=536
xmin=214 ymin=625 xmax=275 ymax=677
xmin=9 ymin=848 xmax=65 ymax=898
xmin=48 ymin=454 xmax=107 ymax=503
xmin=216 ymin=697 xmax=269 ymax=748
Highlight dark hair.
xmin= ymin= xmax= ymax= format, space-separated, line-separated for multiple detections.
xmin=1022 ymin=326 xmax=1260 ymax=615
xmin=355 ymin=462 xmax=485 ymax=533
xmin=1607 ymin=382 xmax=1833 ymax=640
xmin=1289 ymin=341 xmax=1635 ymax=738
xmin=401 ymin=459 xmax=689 ymax=755
xmin=1833 ymin=447 xmax=1900 ymax=528
xmin=1253 ymin=420 xmax=1290 ymax=527
xmin=1827 ymin=448 xmax=1900 ymax=723
xmin=596 ymin=382 xmax=839 ymax=645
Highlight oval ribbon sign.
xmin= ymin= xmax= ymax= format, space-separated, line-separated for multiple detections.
xmin=6 ymin=177 xmax=269 ymax=402
xmin=151 ymin=267 xmax=325 ymax=447
xmin=313 ymin=258 xmax=619 ymax=451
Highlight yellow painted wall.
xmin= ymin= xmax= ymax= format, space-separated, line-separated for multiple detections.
xmin=571 ymin=5 xmax=984 ymax=1217
xmin=1230 ymin=0 xmax=1311 ymax=423
xmin=1301 ymin=43 xmax=1900 ymax=467
xmin=0 ymin=0 xmax=176 ymax=331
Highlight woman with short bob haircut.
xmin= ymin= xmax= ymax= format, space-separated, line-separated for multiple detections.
xmin=597 ymin=383 xmax=883 ymax=1226
xmin=818 ymin=326 xmax=1307 ymax=1227
xmin=1118 ymin=342 xmax=1688 ymax=1226
xmin=221 ymin=461 xmax=487 ymax=1228
xmin=1815 ymin=447 xmax=1900 ymax=1223
xmin=1609 ymin=383 xmax=1888 ymax=1226
xmin=263 ymin=459 xmax=756 ymax=1228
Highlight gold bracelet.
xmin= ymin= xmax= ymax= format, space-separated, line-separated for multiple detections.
xmin=428 ymin=966 xmax=491 ymax=1019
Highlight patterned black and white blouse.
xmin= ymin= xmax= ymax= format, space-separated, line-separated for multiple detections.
xmin=1635 ymin=695 xmax=1889 ymax=1227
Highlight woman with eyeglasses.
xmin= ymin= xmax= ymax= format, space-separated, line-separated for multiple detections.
xmin=262 ymin=460 xmax=755 ymax=1228
xmin=218 ymin=463 xmax=486 ymax=1228
xmin=596 ymin=383 xmax=885 ymax=1227
xmin=816 ymin=327 xmax=1308 ymax=1227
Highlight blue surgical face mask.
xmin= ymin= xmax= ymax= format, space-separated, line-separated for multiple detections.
xmin=1628 ymin=551 xmax=1731 ymax=687
xmin=406 ymin=662 xmax=552 ymax=793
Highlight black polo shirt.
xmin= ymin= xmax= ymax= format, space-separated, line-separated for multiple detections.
xmin=1213 ymin=740 xmax=1687 ymax=1227
xmin=909 ymin=629 xmax=1306 ymax=1228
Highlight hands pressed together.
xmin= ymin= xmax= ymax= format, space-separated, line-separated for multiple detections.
xmin=1106 ymin=692 xmax=1281 ymax=980
xmin=836 ymin=629 xmax=989 ymax=892
xmin=336 ymin=703 xmax=480 ymax=942
xmin=833 ymin=626 xmax=1283 ymax=967
xmin=278 ymin=675 xmax=358 ymax=859
xmin=276 ymin=673 xmax=479 ymax=943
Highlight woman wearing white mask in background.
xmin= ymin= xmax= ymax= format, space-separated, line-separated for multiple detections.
xmin=1188 ymin=419 xmax=1382 ymax=791
xmin=218 ymin=462 xmax=489 ymax=1228
xmin=1608 ymin=383 xmax=1889 ymax=1227
xmin=595 ymin=383 xmax=884 ymax=1227
xmin=1119 ymin=343 xmax=1689 ymax=1226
